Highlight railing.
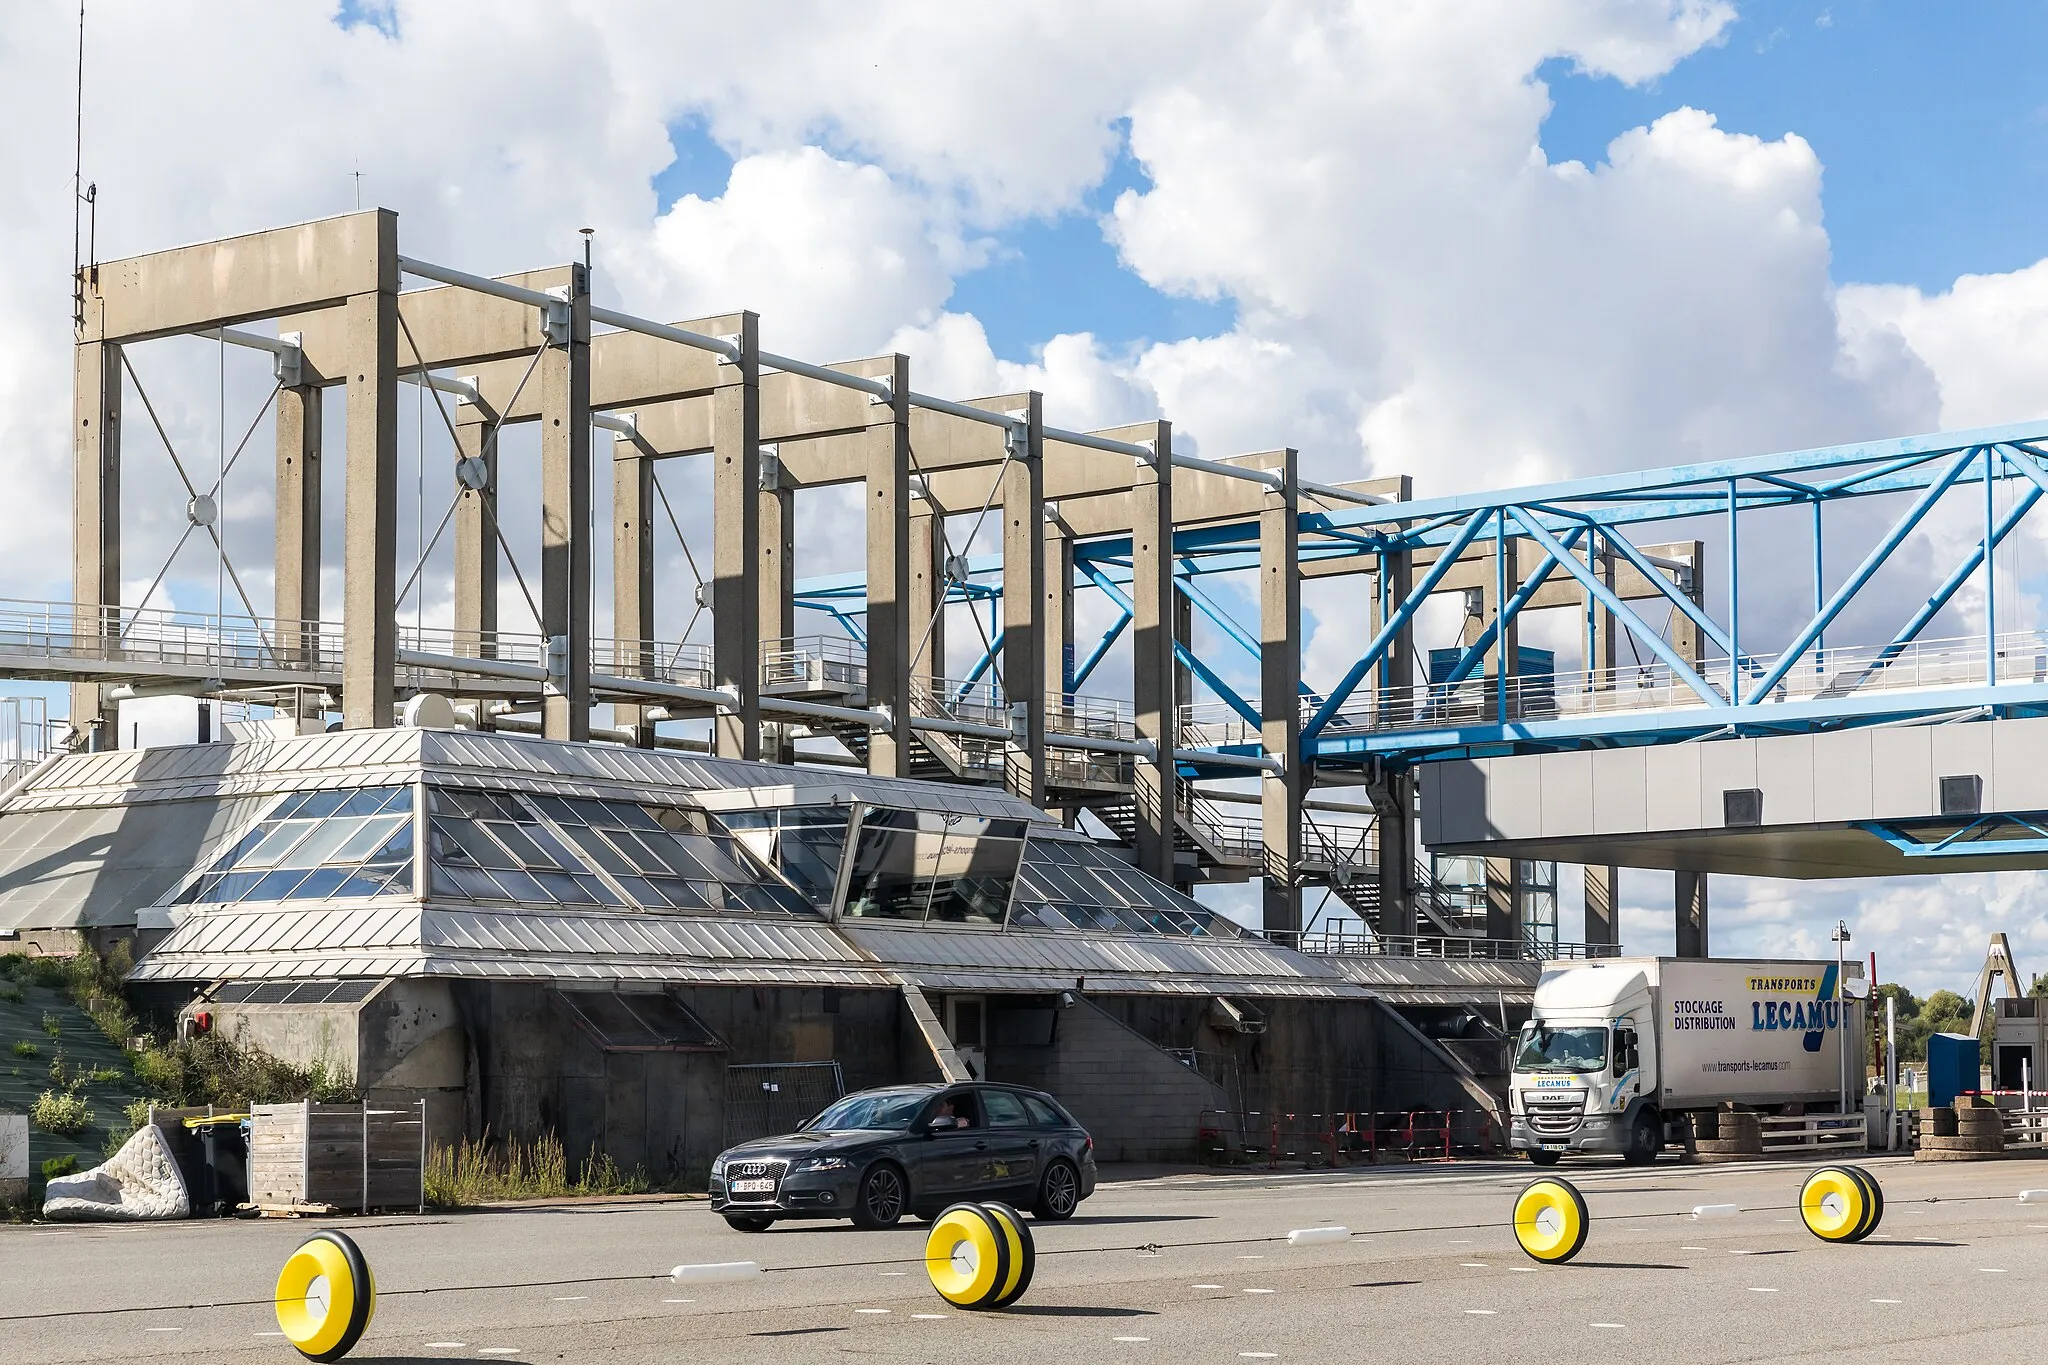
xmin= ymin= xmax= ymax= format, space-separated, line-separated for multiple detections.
xmin=1 ymin=695 xmax=53 ymax=788
xmin=1050 ymin=693 xmax=1135 ymax=742
xmin=1184 ymin=794 xmax=1262 ymax=861
xmin=1311 ymin=626 xmax=2048 ymax=736
xmin=761 ymin=635 xmax=865 ymax=691
xmin=1758 ymin=1113 xmax=1866 ymax=1153
xmin=1179 ymin=698 xmax=1260 ymax=749
xmin=1197 ymin=1107 xmax=1503 ymax=1166
xmin=1300 ymin=814 xmax=1375 ymax=871
xmin=1267 ymin=925 xmax=1613 ymax=960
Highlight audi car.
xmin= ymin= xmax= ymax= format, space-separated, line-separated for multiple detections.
xmin=709 ymin=1081 xmax=1097 ymax=1231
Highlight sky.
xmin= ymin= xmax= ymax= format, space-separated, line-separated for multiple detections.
xmin=4 ymin=1 xmax=2048 ymax=993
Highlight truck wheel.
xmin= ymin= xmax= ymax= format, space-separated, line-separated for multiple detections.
xmin=1526 ymin=1149 xmax=1562 ymax=1166
xmin=1622 ymin=1112 xmax=1661 ymax=1165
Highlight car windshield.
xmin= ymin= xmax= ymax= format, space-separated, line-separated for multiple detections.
xmin=801 ymin=1092 xmax=931 ymax=1132
xmin=1514 ymin=1024 xmax=1608 ymax=1073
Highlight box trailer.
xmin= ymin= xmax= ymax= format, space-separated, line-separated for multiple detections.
xmin=1508 ymin=957 xmax=1865 ymax=1164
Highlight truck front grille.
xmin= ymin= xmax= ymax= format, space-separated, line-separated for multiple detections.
xmin=1521 ymin=1092 xmax=1587 ymax=1136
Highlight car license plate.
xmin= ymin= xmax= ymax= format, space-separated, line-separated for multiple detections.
xmin=731 ymin=1178 xmax=775 ymax=1193
xmin=1539 ymin=1142 xmax=1568 ymax=1152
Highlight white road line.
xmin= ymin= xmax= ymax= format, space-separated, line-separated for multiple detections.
xmin=1681 ymin=1247 xmax=1708 ymax=1251
xmin=1113 ymin=1336 xmax=1151 ymax=1343
xmin=1245 ymin=1287 xmax=1276 ymax=1294
xmin=1747 ymin=1288 xmax=1778 ymax=1293
xmin=1981 ymin=1268 xmax=2008 ymax=1274
xmin=662 ymin=1298 xmax=695 ymax=1304
xmin=477 ymin=1351 xmax=522 ymax=1358
xmin=550 ymin=1295 xmax=587 ymax=1301
xmin=1870 ymin=1299 xmax=1903 ymax=1304
xmin=254 ymin=1332 xmax=286 ymax=1338
xmin=857 ymin=1307 xmax=892 ymax=1314
xmin=145 ymin=1327 xmax=184 ymax=1332
xmin=1465 ymin=1309 xmax=1497 ymax=1316
xmin=912 ymin=1313 xmax=947 ymax=1320
xmin=424 ymin=1345 xmax=466 ymax=1350
xmin=1193 ymin=1284 xmax=1225 ymax=1289
xmin=880 ymin=1271 xmax=909 ymax=1276
xmin=1236 ymin=1254 xmax=1265 ymax=1259
xmin=1591 ymin=1323 xmax=1625 ymax=1329
xmin=1508 ymin=1267 xmax=1537 ymax=1273
xmin=1460 ymin=1262 xmax=1489 ymax=1268
xmin=1240 ymin=1354 xmax=1278 ymax=1359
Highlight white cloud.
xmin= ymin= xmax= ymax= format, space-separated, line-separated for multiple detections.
xmin=3 ymin=1 xmax=2047 ymax=986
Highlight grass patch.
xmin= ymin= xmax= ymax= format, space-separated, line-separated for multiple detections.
xmin=425 ymin=1131 xmax=648 ymax=1208
xmin=9 ymin=1040 xmax=36 ymax=1058
xmin=30 ymin=1090 xmax=94 ymax=1137
xmin=131 ymin=1035 xmax=354 ymax=1108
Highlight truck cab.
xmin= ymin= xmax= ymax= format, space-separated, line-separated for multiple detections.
xmin=1509 ymin=968 xmax=1660 ymax=1165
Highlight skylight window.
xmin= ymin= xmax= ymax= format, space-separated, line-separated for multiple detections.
xmin=170 ymin=785 xmax=415 ymax=906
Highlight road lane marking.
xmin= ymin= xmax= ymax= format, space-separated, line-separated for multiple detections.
xmin=1591 ymin=1323 xmax=1625 ymax=1329
xmin=424 ymin=1345 xmax=466 ymax=1350
xmin=857 ymin=1307 xmax=891 ymax=1314
xmin=478 ymin=1351 xmax=522 ymax=1358
xmin=1240 ymin=1354 xmax=1278 ymax=1359
xmin=1460 ymin=1262 xmax=1489 ymax=1268
xmin=550 ymin=1295 xmax=587 ymax=1301
xmin=1245 ymin=1287 xmax=1275 ymax=1293
xmin=880 ymin=1271 xmax=909 ymax=1276
xmin=1870 ymin=1299 xmax=1902 ymax=1304
xmin=1193 ymin=1284 xmax=1224 ymax=1289
xmin=145 ymin=1327 xmax=184 ymax=1332
xmin=1981 ymin=1268 xmax=2007 ymax=1274
xmin=913 ymin=1314 xmax=947 ymax=1320
xmin=1681 ymin=1246 xmax=1708 ymax=1251
xmin=1747 ymin=1288 xmax=1777 ymax=1293
xmin=1113 ymin=1336 xmax=1151 ymax=1343
xmin=1465 ymin=1309 xmax=1497 ymax=1315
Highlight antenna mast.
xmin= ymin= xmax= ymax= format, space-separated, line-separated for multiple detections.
xmin=71 ymin=0 xmax=89 ymax=334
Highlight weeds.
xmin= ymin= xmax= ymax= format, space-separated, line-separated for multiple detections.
xmin=9 ymin=1040 xmax=36 ymax=1058
xmin=39 ymin=1013 xmax=60 ymax=1038
xmin=0 ymin=983 xmax=21 ymax=1003
xmin=424 ymin=1132 xmax=648 ymax=1208
xmin=30 ymin=1090 xmax=94 ymax=1136
xmin=131 ymin=1035 xmax=354 ymax=1108
xmin=40 ymin=1154 xmax=76 ymax=1180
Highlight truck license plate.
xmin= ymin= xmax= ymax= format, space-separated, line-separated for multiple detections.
xmin=731 ymin=1178 xmax=775 ymax=1193
xmin=1539 ymin=1142 xmax=1568 ymax=1152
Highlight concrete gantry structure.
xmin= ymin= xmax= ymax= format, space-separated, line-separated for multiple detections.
xmin=52 ymin=212 xmax=2048 ymax=966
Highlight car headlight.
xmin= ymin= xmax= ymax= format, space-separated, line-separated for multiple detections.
xmin=710 ymin=1156 xmax=727 ymax=1177
xmin=797 ymin=1155 xmax=851 ymax=1172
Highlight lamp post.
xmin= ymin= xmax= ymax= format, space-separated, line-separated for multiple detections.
xmin=1831 ymin=920 xmax=1853 ymax=1115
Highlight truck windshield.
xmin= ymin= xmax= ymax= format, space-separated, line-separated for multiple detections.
xmin=1515 ymin=1024 xmax=1608 ymax=1073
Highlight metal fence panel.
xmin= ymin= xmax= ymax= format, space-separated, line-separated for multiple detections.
xmin=722 ymin=1062 xmax=847 ymax=1147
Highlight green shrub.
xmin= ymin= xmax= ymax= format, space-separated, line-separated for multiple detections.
xmin=0 ymin=983 xmax=22 ymax=1003
xmin=39 ymin=1013 xmax=60 ymax=1038
xmin=130 ymin=1034 xmax=355 ymax=1109
xmin=30 ymin=1090 xmax=94 ymax=1136
xmin=80 ymin=1065 xmax=122 ymax=1085
xmin=10 ymin=1040 xmax=37 ymax=1058
xmin=40 ymin=1154 xmax=77 ymax=1181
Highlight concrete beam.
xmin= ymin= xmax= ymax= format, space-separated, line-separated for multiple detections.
xmin=274 ymin=381 xmax=322 ymax=671
xmin=69 ymin=341 xmax=121 ymax=746
xmin=1258 ymin=450 xmax=1302 ymax=936
xmin=539 ymin=264 xmax=592 ymax=742
xmin=1122 ymin=420 xmax=1177 ymax=884
xmin=1054 ymin=468 xmax=1406 ymax=538
xmin=909 ymin=494 xmax=946 ymax=690
xmin=340 ymin=214 xmax=402 ymax=729
xmin=1585 ymin=864 xmax=1618 ymax=948
xmin=992 ymin=393 xmax=1045 ymax=804
xmin=83 ymin=211 xmax=391 ymax=344
xmin=1676 ymin=870 xmax=1709 ymax=958
xmin=613 ymin=431 xmax=655 ymax=747
xmin=287 ymin=266 xmax=576 ymax=380
xmin=861 ymin=354 xmax=914 ymax=778
xmin=452 ymin=408 xmax=498 ymax=667
xmin=711 ymin=313 xmax=761 ymax=759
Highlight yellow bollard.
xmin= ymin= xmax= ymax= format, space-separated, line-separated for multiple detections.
xmin=1512 ymin=1177 xmax=1590 ymax=1264
xmin=1799 ymin=1165 xmax=1881 ymax=1243
xmin=273 ymin=1230 xmax=376 ymax=1362
xmin=925 ymin=1202 xmax=1034 ymax=1310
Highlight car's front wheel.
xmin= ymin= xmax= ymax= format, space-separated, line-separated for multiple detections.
xmin=851 ymin=1163 xmax=907 ymax=1229
xmin=1032 ymin=1159 xmax=1080 ymax=1220
xmin=724 ymin=1213 xmax=775 ymax=1233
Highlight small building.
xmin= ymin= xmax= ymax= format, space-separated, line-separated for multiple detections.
xmin=0 ymin=727 xmax=1501 ymax=1176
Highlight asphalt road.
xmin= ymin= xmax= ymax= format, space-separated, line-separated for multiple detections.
xmin=3 ymin=1154 xmax=2044 ymax=1364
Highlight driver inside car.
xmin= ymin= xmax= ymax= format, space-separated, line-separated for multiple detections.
xmin=930 ymin=1095 xmax=975 ymax=1129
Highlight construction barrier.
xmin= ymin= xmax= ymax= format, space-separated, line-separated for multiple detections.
xmin=273 ymin=1231 xmax=375 ymax=1362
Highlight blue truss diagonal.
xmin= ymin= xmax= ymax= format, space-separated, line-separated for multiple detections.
xmin=1742 ymin=444 xmax=1983 ymax=705
xmin=1071 ymin=607 xmax=1130 ymax=691
xmin=1437 ymin=524 xmax=1584 ymax=687
xmin=1510 ymin=509 xmax=1730 ymax=710
xmin=1302 ymin=507 xmax=1494 ymax=744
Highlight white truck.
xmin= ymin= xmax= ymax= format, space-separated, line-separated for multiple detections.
xmin=1508 ymin=956 xmax=1865 ymax=1164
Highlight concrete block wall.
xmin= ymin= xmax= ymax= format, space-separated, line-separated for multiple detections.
xmin=989 ymin=996 xmax=1226 ymax=1162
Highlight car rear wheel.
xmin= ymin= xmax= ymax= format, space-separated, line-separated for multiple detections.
xmin=1032 ymin=1159 xmax=1080 ymax=1220
xmin=724 ymin=1214 xmax=774 ymax=1233
xmin=852 ymin=1163 xmax=907 ymax=1229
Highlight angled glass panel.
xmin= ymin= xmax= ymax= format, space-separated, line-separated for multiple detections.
xmin=842 ymin=808 xmax=1028 ymax=925
xmin=170 ymin=785 xmax=415 ymax=905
